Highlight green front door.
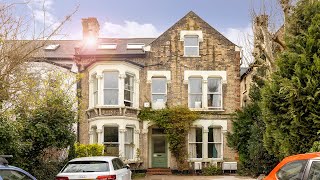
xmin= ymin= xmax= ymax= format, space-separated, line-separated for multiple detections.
xmin=152 ymin=136 xmax=167 ymax=168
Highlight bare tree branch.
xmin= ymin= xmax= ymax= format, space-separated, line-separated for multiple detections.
xmin=0 ymin=1 xmax=78 ymax=111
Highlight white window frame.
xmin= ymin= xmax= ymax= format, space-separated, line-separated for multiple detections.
xmin=124 ymin=73 xmax=134 ymax=107
xmin=44 ymin=44 xmax=60 ymax=50
xmin=103 ymin=126 xmax=119 ymax=156
xmin=207 ymin=127 xmax=222 ymax=159
xmin=207 ymin=78 xmax=222 ymax=109
xmin=188 ymin=77 xmax=202 ymax=108
xmin=188 ymin=127 xmax=203 ymax=159
xmin=92 ymin=74 xmax=98 ymax=106
xmin=98 ymin=43 xmax=117 ymax=49
xmin=151 ymin=77 xmax=167 ymax=103
xmin=124 ymin=127 xmax=134 ymax=160
xmin=127 ymin=43 xmax=145 ymax=49
xmin=103 ymin=71 xmax=119 ymax=105
xmin=184 ymin=35 xmax=199 ymax=57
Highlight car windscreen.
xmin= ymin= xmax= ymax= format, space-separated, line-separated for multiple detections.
xmin=61 ymin=161 xmax=110 ymax=173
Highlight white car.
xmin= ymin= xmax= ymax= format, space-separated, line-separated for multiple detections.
xmin=55 ymin=156 xmax=131 ymax=180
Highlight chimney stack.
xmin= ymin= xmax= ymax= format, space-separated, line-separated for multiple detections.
xmin=82 ymin=17 xmax=100 ymax=41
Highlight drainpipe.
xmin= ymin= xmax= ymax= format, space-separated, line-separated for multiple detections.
xmin=76 ymin=64 xmax=81 ymax=142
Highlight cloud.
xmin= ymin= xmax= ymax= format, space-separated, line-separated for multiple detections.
xmin=102 ymin=21 xmax=161 ymax=38
xmin=27 ymin=0 xmax=54 ymax=10
xmin=26 ymin=0 xmax=60 ymax=32
xmin=222 ymin=24 xmax=254 ymax=67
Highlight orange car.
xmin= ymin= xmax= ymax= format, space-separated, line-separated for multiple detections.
xmin=264 ymin=152 xmax=320 ymax=180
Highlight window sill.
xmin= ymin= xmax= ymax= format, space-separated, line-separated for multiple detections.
xmin=183 ymin=55 xmax=201 ymax=58
xmin=189 ymin=108 xmax=225 ymax=112
xmin=86 ymin=106 xmax=140 ymax=119
xmin=188 ymin=158 xmax=224 ymax=162
xmin=88 ymin=105 xmax=140 ymax=111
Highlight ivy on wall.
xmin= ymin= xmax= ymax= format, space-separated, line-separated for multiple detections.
xmin=138 ymin=106 xmax=199 ymax=170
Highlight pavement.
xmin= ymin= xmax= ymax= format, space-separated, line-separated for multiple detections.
xmin=135 ymin=175 xmax=256 ymax=180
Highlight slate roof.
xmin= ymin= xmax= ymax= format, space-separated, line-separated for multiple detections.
xmin=78 ymin=38 xmax=155 ymax=55
xmin=40 ymin=40 xmax=81 ymax=59
xmin=31 ymin=38 xmax=155 ymax=59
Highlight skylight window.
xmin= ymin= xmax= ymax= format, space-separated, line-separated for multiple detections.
xmin=127 ymin=43 xmax=145 ymax=49
xmin=44 ymin=44 xmax=60 ymax=50
xmin=98 ymin=43 xmax=117 ymax=49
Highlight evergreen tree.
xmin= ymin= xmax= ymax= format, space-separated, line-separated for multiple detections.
xmin=227 ymin=66 xmax=278 ymax=176
xmin=261 ymin=0 xmax=320 ymax=159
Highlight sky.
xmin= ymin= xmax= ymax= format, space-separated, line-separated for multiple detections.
xmin=6 ymin=0 xmax=284 ymax=65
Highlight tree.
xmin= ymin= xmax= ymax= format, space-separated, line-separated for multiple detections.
xmin=251 ymin=0 xmax=294 ymax=76
xmin=0 ymin=2 xmax=76 ymax=111
xmin=0 ymin=1 xmax=78 ymax=178
xmin=227 ymin=66 xmax=278 ymax=176
xmin=261 ymin=0 xmax=320 ymax=159
xmin=13 ymin=72 xmax=77 ymax=177
xmin=226 ymin=0 xmax=293 ymax=175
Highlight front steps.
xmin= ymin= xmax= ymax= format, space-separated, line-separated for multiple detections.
xmin=147 ymin=168 xmax=172 ymax=175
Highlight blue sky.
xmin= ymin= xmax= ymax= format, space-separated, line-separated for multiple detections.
xmin=13 ymin=0 xmax=283 ymax=38
xmin=8 ymin=0 xmax=284 ymax=64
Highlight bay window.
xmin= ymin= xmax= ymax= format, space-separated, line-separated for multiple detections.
xmin=124 ymin=73 xmax=134 ymax=107
xmin=189 ymin=77 xmax=202 ymax=108
xmin=104 ymin=126 xmax=119 ymax=156
xmin=124 ymin=127 xmax=134 ymax=160
xmin=189 ymin=127 xmax=203 ymax=158
xmin=208 ymin=127 xmax=222 ymax=158
xmin=104 ymin=71 xmax=119 ymax=105
xmin=208 ymin=78 xmax=222 ymax=108
xmin=151 ymin=77 xmax=167 ymax=103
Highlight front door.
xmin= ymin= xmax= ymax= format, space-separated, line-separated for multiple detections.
xmin=152 ymin=136 xmax=167 ymax=168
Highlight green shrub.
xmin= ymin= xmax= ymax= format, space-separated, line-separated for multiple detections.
xmin=202 ymin=165 xmax=223 ymax=176
xmin=138 ymin=106 xmax=199 ymax=170
xmin=32 ymin=160 xmax=66 ymax=180
xmin=131 ymin=173 xmax=146 ymax=179
xmin=74 ymin=143 xmax=104 ymax=157
xmin=310 ymin=141 xmax=320 ymax=152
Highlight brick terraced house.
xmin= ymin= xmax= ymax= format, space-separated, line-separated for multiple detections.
xmin=41 ymin=11 xmax=241 ymax=170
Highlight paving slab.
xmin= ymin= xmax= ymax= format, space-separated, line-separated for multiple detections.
xmin=135 ymin=175 xmax=255 ymax=180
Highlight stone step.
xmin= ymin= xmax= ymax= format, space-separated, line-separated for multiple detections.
xmin=147 ymin=168 xmax=172 ymax=175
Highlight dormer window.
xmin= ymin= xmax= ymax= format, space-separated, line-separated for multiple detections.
xmin=98 ymin=43 xmax=117 ymax=49
xmin=127 ymin=43 xmax=145 ymax=49
xmin=184 ymin=35 xmax=199 ymax=57
xmin=44 ymin=44 xmax=60 ymax=51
